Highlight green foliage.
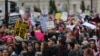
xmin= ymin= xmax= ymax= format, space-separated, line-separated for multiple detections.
xmin=34 ymin=6 xmax=41 ymax=12
xmin=49 ymin=0 xmax=58 ymax=14
xmin=80 ymin=0 xmax=85 ymax=12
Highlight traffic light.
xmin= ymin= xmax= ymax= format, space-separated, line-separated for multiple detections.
xmin=10 ymin=1 xmax=16 ymax=12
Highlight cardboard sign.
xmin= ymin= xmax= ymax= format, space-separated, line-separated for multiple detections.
xmin=61 ymin=12 xmax=68 ymax=21
xmin=55 ymin=13 xmax=62 ymax=19
xmin=83 ymin=22 xmax=96 ymax=29
xmin=14 ymin=20 xmax=29 ymax=39
xmin=9 ymin=13 xmax=20 ymax=25
xmin=45 ymin=21 xmax=55 ymax=29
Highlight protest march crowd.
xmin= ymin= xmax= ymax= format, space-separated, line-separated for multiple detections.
xmin=0 ymin=7 xmax=100 ymax=56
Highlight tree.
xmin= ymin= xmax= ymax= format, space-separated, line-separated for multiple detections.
xmin=49 ymin=0 xmax=57 ymax=14
xmin=49 ymin=0 xmax=53 ymax=14
xmin=34 ymin=6 xmax=41 ymax=12
xmin=52 ymin=0 xmax=57 ymax=13
xmin=80 ymin=0 xmax=85 ymax=12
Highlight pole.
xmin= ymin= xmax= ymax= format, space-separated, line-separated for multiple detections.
xmin=67 ymin=0 xmax=70 ymax=11
xmin=91 ymin=0 xmax=93 ymax=11
xmin=5 ymin=0 xmax=9 ymax=27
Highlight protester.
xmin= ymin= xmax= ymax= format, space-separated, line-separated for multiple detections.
xmin=2 ymin=49 xmax=9 ymax=56
xmin=40 ymin=41 xmax=50 ymax=56
xmin=0 ymin=7 xmax=100 ymax=56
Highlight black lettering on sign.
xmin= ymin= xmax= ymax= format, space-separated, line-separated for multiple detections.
xmin=20 ymin=28 xmax=26 ymax=38
xmin=9 ymin=15 xmax=20 ymax=25
xmin=14 ymin=28 xmax=20 ymax=36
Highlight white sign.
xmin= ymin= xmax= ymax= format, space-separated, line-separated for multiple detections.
xmin=9 ymin=12 xmax=20 ymax=25
xmin=41 ymin=8 xmax=48 ymax=15
xmin=40 ymin=16 xmax=49 ymax=31
xmin=80 ymin=13 xmax=86 ymax=22
xmin=66 ymin=25 xmax=75 ymax=30
xmin=33 ymin=12 xmax=40 ymax=18
xmin=61 ymin=12 xmax=68 ymax=21
xmin=19 ymin=9 xmax=25 ymax=15
xmin=77 ymin=9 xmax=82 ymax=13
xmin=69 ymin=10 xmax=74 ymax=15
xmin=45 ymin=21 xmax=55 ymax=29
xmin=82 ymin=22 xmax=96 ymax=29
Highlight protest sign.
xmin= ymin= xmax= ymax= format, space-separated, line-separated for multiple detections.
xmin=19 ymin=9 xmax=25 ymax=15
xmin=41 ymin=8 xmax=48 ymax=15
xmin=77 ymin=9 xmax=82 ymax=14
xmin=69 ymin=10 xmax=74 ymax=15
xmin=9 ymin=12 xmax=20 ymax=25
xmin=82 ymin=22 xmax=96 ymax=29
xmin=80 ymin=13 xmax=86 ymax=22
xmin=92 ymin=8 xmax=96 ymax=12
xmin=33 ymin=12 xmax=40 ymax=18
xmin=39 ymin=16 xmax=49 ymax=31
xmin=55 ymin=13 xmax=62 ymax=19
xmin=61 ymin=12 xmax=68 ymax=21
xmin=14 ymin=20 xmax=29 ymax=39
xmin=85 ymin=10 xmax=90 ymax=15
xmin=14 ymin=20 xmax=21 ymax=36
xmin=66 ymin=25 xmax=75 ymax=30
xmin=45 ymin=21 xmax=55 ymax=30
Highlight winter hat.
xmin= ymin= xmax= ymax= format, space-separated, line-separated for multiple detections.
xmin=59 ymin=39 xmax=66 ymax=45
xmin=82 ymin=41 xmax=89 ymax=46
xmin=22 ymin=40 xmax=28 ymax=45
xmin=15 ymin=36 xmax=23 ymax=42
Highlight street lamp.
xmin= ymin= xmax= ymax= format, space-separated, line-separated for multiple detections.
xmin=5 ymin=0 xmax=9 ymax=27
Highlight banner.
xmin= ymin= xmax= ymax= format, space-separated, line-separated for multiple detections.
xmin=55 ymin=13 xmax=62 ymax=19
xmin=82 ymin=22 xmax=96 ymax=29
xmin=14 ymin=20 xmax=29 ymax=39
xmin=45 ymin=21 xmax=55 ymax=30
xmin=9 ymin=12 xmax=20 ymax=25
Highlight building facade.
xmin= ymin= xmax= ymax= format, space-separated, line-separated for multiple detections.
xmin=0 ymin=0 xmax=100 ymax=13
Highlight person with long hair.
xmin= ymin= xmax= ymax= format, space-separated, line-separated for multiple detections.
xmin=83 ymin=46 xmax=94 ymax=56
xmin=40 ymin=41 xmax=50 ymax=56
xmin=89 ymin=39 xmax=98 ymax=56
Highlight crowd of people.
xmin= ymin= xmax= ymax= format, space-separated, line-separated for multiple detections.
xmin=0 ymin=8 xmax=100 ymax=56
